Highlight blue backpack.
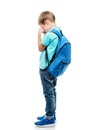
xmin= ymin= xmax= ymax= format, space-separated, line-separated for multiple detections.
xmin=48 ymin=29 xmax=71 ymax=78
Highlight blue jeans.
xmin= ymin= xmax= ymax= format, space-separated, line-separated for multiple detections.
xmin=39 ymin=69 xmax=57 ymax=117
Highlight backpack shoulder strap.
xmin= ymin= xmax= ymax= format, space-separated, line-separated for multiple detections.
xmin=50 ymin=29 xmax=63 ymax=38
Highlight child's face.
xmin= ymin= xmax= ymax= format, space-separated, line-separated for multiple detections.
xmin=40 ymin=20 xmax=51 ymax=33
xmin=40 ymin=24 xmax=47 ymax=33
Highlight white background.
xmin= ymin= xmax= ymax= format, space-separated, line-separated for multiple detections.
xmin=0 ymin=0 xmax=87 ymax=130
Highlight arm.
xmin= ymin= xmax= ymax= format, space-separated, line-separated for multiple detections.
xmin=38 ymin=28 xmax=46 ymax=52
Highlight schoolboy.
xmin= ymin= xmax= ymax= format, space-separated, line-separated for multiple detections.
xmin=34 ymin=11 xmax=60 ymax=127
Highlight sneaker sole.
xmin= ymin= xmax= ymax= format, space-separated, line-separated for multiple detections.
xmin=35 ymin=123 xmax=56 ymax=128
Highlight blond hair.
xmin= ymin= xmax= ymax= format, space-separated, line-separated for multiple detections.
xmin=38 ymin=11 xmax=55 ymax=25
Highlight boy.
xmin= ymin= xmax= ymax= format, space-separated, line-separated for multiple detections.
xmin=34 ymin=11 xmax=60 ymax=127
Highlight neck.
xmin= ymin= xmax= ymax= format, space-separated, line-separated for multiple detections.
xmin=50 ymin=22 xmax=57 ymax=29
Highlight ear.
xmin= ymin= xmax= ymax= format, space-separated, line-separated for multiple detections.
xmin=44 ymin=20 xmax=49 ymax=25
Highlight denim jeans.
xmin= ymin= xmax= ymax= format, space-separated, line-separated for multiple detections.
xmin=39 ymin=69 xmax=57 ymax=117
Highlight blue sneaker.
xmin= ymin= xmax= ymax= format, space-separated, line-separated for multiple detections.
xmin=35 ymin=117 xmax=56 ymax=127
